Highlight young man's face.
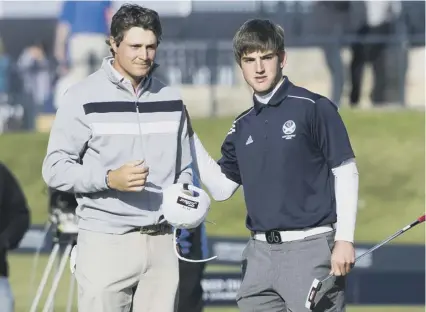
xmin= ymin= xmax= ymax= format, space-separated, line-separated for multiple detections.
xmin=240 ymin=50 xmax=286 ymax=95
xmin=111 ymin=27 xmax=158 ymax=83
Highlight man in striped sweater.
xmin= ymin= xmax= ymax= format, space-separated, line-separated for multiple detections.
xmin=42 ymin=4 xmax=193 ymax=312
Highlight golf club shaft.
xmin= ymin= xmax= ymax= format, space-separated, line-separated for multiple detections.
xmin=309 ymin=214 xmax=425 ymax=312
xmin=355 ymin=216 xmax=424 ymax=263
xmin=320 ymin=215 xmax=425 ymax=283
xmin=355 ymin=230 xmax=405 ymax=263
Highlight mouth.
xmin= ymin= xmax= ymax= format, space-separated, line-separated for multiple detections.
xmin=255 ymin=76 xmax=267 ymax=83
xmin=135 ymin=63 xmax=150 ymax=68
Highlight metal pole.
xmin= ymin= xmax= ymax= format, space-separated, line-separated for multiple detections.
xmin=29 ymin=243 xmax=60 ymax=312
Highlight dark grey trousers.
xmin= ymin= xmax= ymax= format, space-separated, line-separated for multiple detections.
xmin=236 ymin=231 xmax=345 ymax=312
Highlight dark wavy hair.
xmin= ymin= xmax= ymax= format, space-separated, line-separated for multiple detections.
xmin=106 ymin=4 xmax=163 ymax=56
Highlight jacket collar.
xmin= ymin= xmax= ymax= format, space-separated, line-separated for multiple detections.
xmin=101 ymin=56 xmax=159 ymax=90
xmin=253 ymin=76 xmax=293 ymax=114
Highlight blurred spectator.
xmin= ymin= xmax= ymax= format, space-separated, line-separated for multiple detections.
xmin=350 ymin=1 xmax=405 ymax=107
xmin=0 ymin=162 xmax=31 ymax=312
xmin=315 ymin=1 xmax=351 ymax=107
xmin=53 ymin=1 xmax=113 ymax=110
xmin=16 ymin=41 xmax=54 ymax=120
xmin=0 ymin=37 xmax=15 ymax=133
xmin=54 ymin=0 xmax=113 ymax=80
xmin=0 ymin=37 xmax=11 ymax=103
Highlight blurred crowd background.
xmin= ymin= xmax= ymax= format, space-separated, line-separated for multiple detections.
xmin=0 ymin=0 xmax=424 ymax=133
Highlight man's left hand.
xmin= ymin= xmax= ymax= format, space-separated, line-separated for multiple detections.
xmin=330 ymin=240 xmax=355 ymax=276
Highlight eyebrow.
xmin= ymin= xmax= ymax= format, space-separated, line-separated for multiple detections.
xmin=128 ymin=42 xmax=157 ymax=48
xmin=242 ymin=53 xmax=275 ymax=61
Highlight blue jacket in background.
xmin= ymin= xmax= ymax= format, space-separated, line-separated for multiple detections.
xmin=59 ymin=1 xmax=111 ymax=35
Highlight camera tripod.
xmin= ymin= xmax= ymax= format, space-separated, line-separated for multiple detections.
xmin=29 ymin=210 xmax=78 ymax=312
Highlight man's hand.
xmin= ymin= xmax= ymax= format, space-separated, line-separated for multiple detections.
xmin=108 ymin=160 xmax=149 ymax=192
xmin=330 ymin=240 xmax=355 ymax=276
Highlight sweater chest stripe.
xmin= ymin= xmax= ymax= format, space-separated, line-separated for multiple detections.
xmin=91 ymin=121 xmax=179 ymax=136
xmin=83 ymin=100 xmax=183 ymax=115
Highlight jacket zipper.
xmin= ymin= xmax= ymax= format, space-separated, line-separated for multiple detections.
xmin=135 ymin=100 xmax=145 ymax=161
xmin=116 ymin=82 xmax=145 ymax=160
xmin=117 ymin=80 xmax=159 ymax=225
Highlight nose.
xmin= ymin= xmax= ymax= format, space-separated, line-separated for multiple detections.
xmin=139 ymin=47 xmax=148 ymax=60
xmin=255 ymin=59 xmax=264 ymax=74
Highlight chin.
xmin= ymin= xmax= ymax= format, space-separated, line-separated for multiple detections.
xmin=253 ymin=85 xmax=273 ymax=95
xmin=249 ymin=79 xmax=272 ymax=93
xmin=132 ymin=70 xmax=150 ymax=79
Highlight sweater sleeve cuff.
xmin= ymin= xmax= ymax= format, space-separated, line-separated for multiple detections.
xmin=95 ymin=166 xmax=110 ymax=191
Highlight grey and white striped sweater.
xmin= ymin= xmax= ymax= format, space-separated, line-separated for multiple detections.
xmin=42 ymin=57 xmax=193 ymax=234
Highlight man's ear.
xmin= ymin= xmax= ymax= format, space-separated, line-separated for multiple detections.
xmin=278 ymin=51 xmax=287 ymax=69
xmin=109 ymin=36 xmax=118 ymax=54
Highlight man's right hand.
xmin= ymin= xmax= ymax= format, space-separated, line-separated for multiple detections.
xmin=107 ymin=160 xmax=149 ymax=192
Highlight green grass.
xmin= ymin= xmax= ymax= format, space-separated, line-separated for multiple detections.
xmin=1 ymin=108 xmax=425 ymax=311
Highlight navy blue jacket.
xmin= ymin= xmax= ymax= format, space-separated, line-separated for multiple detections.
xmin=218 ymin=77 xmax=355 ymax=232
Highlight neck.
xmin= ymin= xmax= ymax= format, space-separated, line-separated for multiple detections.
xmin=255 ymin=76 xmax=284 ymax=104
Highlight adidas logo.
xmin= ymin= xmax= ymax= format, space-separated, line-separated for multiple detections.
xmin=246 ymin=135 xmax=253 ymax=145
